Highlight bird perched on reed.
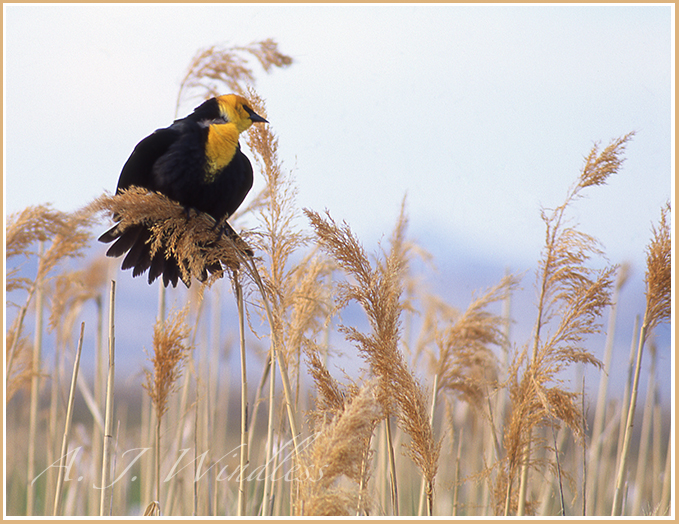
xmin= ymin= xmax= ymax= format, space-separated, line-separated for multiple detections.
xmin=99 ymin=94 xmax=267 ymax=287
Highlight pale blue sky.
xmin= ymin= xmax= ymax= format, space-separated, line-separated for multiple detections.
xmin=4 ymin=4 xmax=672 ymax=270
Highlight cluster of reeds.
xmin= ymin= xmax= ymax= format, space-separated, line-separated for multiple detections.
xmin=496 ymin=134 xmax=634 ymax=516
xmin=5 ymin=204 xmax=109 ymax=515
xmin=5 ymin=41 xmax=672 ymax=518
xmin=304 ymin=205 xmax=441 ymax=516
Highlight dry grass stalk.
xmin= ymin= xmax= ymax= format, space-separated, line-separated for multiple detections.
xmin=99 ymin=280 xmax=116 ymax=516
xmin=26 ymin=253 xmax=44 ymax=517
xmin=44 ymin=261 xmax=105 ymax=508
xmin=500 ymin=133 xmax=633 ymax=515
xmin=631 ymin=344 xmax=657 ymax=515
xmin=143 ymin=306 xmax=192 ymax=507
xmin=305 ymin=205 xmax=441 ymax=515
xmin=242 ymin=257 xmax=304 ymax=464
xmin=244 ymin=89 xmax=316 ymax=373
xmin=90 ymin=188 xmax=252 ymax=287
xmin=234 ymin=277 xmax=249 ymax=516
xmin=52 ymin=322 xmax=85 ymax=516
xmin=587 ymin=263 xmax=630 ymax=508
xmin=238 ymin=91 xmax=335 ymax=514
xmin=231 ymin=91 xmax=314 ymax=511
xmin=612 ymin=202 xmax=671 ymax=515
xmin=659 ymin=433 xmax=672 ymax=515
xmin=429 ymin=274 xmax=519 ymax=410
xmin=176 ymin=39 xmax=292 ymax=112
xmin=419 ymin=275 xmax=518 ymax=514
xmin=297 ymin=382 xmax=382 ymax=516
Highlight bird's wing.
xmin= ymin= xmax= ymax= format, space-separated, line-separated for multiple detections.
xmin=116 ymin=127 xmax=180 ymax=193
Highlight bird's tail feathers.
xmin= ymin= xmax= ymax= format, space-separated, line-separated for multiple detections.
xmin=98 ymin=218 xmax=251 ymax=288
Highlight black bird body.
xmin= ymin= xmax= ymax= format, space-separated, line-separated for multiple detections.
xmin=99 ymin=94 xmax=267 ymax=287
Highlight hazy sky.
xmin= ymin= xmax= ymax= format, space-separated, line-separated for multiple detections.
xmin=4 ymin=3 xmax=672 ymax=271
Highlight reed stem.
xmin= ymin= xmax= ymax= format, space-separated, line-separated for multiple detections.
xmin=612 ymin=317 xmax=650 ymax=515
xmin=243 ymin=257 xmax=301 ymax=461
xmin=235 ymin=276 xmax=249 ymax=516
xmin=385 ymin=416 xmax=399 ymax=516
xmin=99 ymin=280 xmax=116 ymax=516
xmin=53 ymin=322 xmax=85 ymax=516
xmin=26 ymin=242 xmax=44 ymax=516
xmin=260 ymin=350 xmax=276 ymax=516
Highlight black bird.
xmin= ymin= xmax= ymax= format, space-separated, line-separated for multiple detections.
xmin=99 ymin=94 xmax=267 ymax=287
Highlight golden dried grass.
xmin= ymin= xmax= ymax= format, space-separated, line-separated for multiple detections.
xmin=429 ymin=274 xmax=519 ymax=409
xmin=176 ymin=39 xmax=292 ymax=112
xmin=642 ymin=202 xmax=671 ymax=334
xmin=297 ymin=382 xmax=382 ymax=516
xmin=91 ymin=188 xmax=252 ymax=287
xmin=498 ymin=133 xmax=634 ymax=515
xmin=6 ymin=205 xmax=97 ymax=400
xmin=144 ymin=306 xmax=192 ymax=421
xmin=305 ymin=204 xmax=441 ymax=513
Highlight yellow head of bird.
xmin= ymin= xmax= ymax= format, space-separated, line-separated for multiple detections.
xmin=216 ymin=94 xmax=268 ymax=133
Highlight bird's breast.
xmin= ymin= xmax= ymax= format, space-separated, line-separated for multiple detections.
xmin=204 ymin=123 xmax=240 ymax=182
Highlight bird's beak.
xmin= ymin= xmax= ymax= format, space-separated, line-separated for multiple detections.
xmin=248 ymin=109 xmax=268 ymax=124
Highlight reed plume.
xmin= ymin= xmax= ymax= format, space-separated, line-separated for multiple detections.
xmin=6 ymin=205 xmax=94 ymax=288
xmin=244 ymin=89 xmax=310 ymax=369
xmin=143 ymin=306 xmax=192 ymax=506
xmin=238 ymin=91 xmax=339 ymax=514
xmin=428 ymin=274 xmax=519 ymax=410
xmin=172 ymin=42 xmax=306 ymax=513
xmin=304 ymin=342 xmax=348 ymax=424
xmin=6 ymin=205 xmax=95 ymax=296
xmin=306 ymin=204 xmax=441 ymax=515
xmin=89 ymin=188 xmax=251 ymax=287
xmin=297 ymin=382 xmax=382 ymax=516
xmin=176 ymin=39 xmax=292 ymax=112
xmin=5 ymin=333 xmax=32 ymax=403
xmin=6 ymin=205 xmax=96 ymax=401
xmin=640 ymin=203 xmax=671 ymax=334
xmin=416 ymin=275 xmax=519 ymax=514
xmin=48 ymin=257 xmax=108 ymax=345
xmin=499 ymin=133 xmax=633 ymax=515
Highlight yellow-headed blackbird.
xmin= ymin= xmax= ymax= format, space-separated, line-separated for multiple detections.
xmin=99 ymin=94 xmax=267 ymax=287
